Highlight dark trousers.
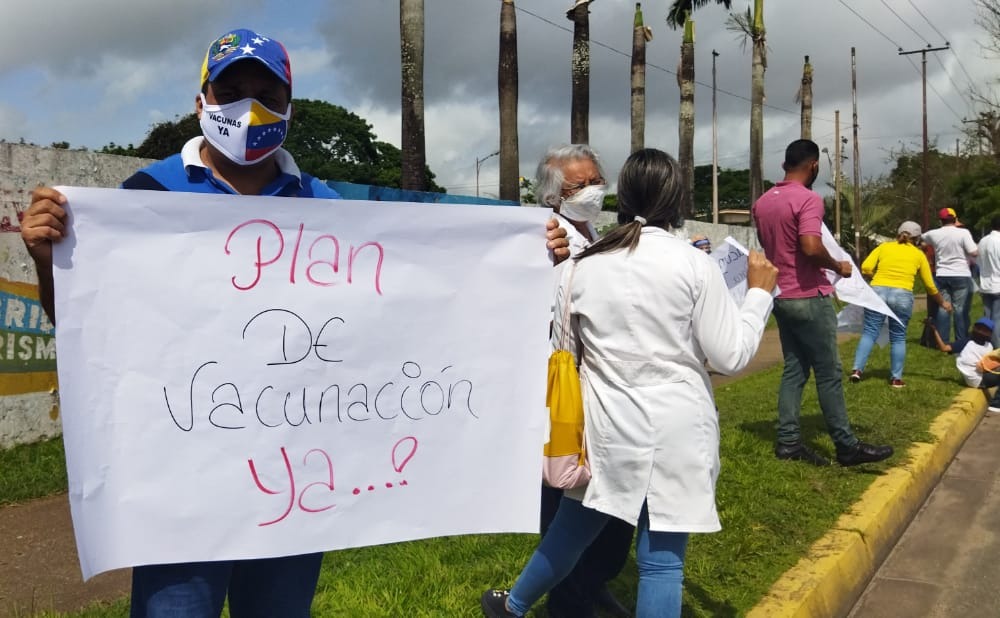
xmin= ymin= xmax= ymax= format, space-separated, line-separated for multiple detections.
xmin=982 ymin=372 xmax=1000 ymax=407
xmin=540 ymin=486 xmax=635 ymax=617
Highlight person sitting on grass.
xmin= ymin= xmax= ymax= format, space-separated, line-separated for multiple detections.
xmin=956 ymin=318 xmax=1000 ymax=413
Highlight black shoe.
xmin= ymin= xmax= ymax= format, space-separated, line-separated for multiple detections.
xmin=775 ymin=443 xmax=831 ymax=466
xmin=836 ymin=442 xmax=894 ymax=466
xmin=481 ymin=589 xmax=518 ymax=617
xmin=592 ymin=584 xmax=631 ymax=618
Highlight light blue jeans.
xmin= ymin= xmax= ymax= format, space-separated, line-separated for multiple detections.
xmin=507 ymin=497 xmax=688 ymax=618
xmin=852 ymin=286 xmax=914 ymax=380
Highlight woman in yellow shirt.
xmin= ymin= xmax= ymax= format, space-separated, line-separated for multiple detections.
xmin=851 ymin=221 xmax=952 ymax=387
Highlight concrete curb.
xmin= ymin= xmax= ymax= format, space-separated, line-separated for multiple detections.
xmin=746 ymin=387 xmax=988 ymax=618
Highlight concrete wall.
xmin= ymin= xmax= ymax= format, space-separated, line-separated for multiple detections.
xmin=0 ymin=144 xmax=154 ymax=449
xmin=593 ymin=211 xmax=760 ymax=251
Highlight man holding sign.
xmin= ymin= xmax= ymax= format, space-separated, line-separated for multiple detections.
xmin=752 ymin=140 xmax=892 ymax=468
xmin=21 ymin=28 xmax=569 ymax=618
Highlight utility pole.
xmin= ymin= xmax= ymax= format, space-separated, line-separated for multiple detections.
xmin=899 ymin=44 xmax=950 ymax=231
xmin=476 ymin=150 xmax=500 ymax=197
xmin=835 ymin=109 xmax=842 ymax=241
xmin=851 ymin=47 xmax=862 ymax=263
xmin=712 ymin=49 xmax=719 ymax=225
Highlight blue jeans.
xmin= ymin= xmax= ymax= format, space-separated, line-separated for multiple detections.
xmin=934 ymin=276 xmax=973 ymax=344
xmin=539 ymin=485 xmax=634 ymax=615
xmin=772 ymin=295 xmax=857 ymax=450
xmin=852 ymin=287 xmax=914 ymax=380
xmin=508 ymin=498 xmax=688 ymax=618
xmin=129 ymin=553 xmax=323 ymax=618
xmin=982 ymin=292 xmax=1000 ymax=348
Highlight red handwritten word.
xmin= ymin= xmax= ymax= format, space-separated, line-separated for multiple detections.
xmin=247 ymin=436 xmax=418 ymax=527
xmin=224 ymin=219 xmax=385 ymax=294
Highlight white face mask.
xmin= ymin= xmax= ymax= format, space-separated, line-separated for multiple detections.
xmin=560 ymin=184 xmax=607 ymax=222
xmin=199 ymin=94 xmax=291 ymax=165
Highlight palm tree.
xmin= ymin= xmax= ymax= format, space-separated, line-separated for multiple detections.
xmin=667 ymin=2 xmax=731 ymax=218
xmin=797 ymin=55 xmax=813 ymax=140
xmin=498 ymin=0 xmax=520 ymax=201
xmin=400 ymin=0 xmax=426 ymax=191
xmin=729 ymin=0 xmax=766 ymax=205
xmin=567 ymin=0 xmax=593 ymax=144
xmin=631 ymin=3 xmax=653 ymax=153
xmin=677 ymin=16 xmax=695 ymax=217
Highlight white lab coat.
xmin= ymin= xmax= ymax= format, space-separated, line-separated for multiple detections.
xmin=553 ymin=227 xmax=773 ymax=532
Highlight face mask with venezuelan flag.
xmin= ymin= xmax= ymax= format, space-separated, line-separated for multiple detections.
xmin=199 ymin=93 xmax=290 ymax=165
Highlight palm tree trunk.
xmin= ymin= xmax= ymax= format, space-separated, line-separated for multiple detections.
xmin=630 ymin=3 xmax=648 ymax=153
xmin=567 ymin=1 xmax=591 ymax=144
xmin=679 ymin=17 xmax=695 ymax=218
xmin=498 ymin=0 xmax=520 ymax=202
xmin=749 ymin=0 xmax=766 ymax=205
xmin=800 ymin=55 xmax=813 ymax=140
xmin=400 ymin=0 xmax=426 ymax=191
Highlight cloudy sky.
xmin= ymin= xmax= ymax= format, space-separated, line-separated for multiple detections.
xmin=0 ymin=0 xmax=993 ymax=198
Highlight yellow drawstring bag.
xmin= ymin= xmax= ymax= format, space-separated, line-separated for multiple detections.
xmin=542 ymin=262 xmax=591 ymax=489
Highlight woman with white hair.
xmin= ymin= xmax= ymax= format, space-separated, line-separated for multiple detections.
xmin=536 ymin=144 xmax=608 ymax=256
xmin=534 ymin=144 xmax=633 ymax=618
xmin=850 ymin=221 xmax=953 ymax=387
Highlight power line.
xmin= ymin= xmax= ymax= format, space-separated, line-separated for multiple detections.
xmin=873 ymin=0 xmax=972 ymax=111
xmin=879 ymin=0 xmax=931 ymax=45
xmin=934 ymin=55 xmax=974 ymax=111
xmin=837 ymin=0 xmax=903 ymax=49
xmin=513 ymin=4 xmax=836 ymax=124
xmin=902 ymin=55 xmax=964 ymax=122
xmin=904 ymin=0 xmax=978 ymax=95
xmin=838 ymin=0 xmax=964 ymax=122
xmin=951 ymin=49 xmax=979 ymax=93
xmin=907 ymin=0 xmax=949 ymax=43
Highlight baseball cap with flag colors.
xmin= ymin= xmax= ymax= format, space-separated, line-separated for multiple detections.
xmin=200 ymin=29 xmax=291 ymax=91
xmin=938 ymin=207 xmax=958 ymax=220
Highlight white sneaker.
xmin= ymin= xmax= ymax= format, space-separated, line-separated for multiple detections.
xmin=988 ymin=406 xmax=1000 ymax=414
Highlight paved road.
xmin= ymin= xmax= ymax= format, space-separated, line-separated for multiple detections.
xmin=849 ymin=412 xmax=1000 ymax=618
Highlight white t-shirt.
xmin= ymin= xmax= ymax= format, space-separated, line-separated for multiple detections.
xmin=957 ymin=339 xmax=993 ymax=387
xmin=979 ymin=231 xmax=1000 ymax=294
xmin=923 ymin=225 xmax=977 ymax=277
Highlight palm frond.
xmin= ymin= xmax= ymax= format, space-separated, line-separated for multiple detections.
xmin=666 ymin=0 xmax=733 ymax=29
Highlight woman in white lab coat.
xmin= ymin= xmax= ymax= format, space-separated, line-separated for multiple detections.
xmin=482 ymin=149 xmax=778 ymax=618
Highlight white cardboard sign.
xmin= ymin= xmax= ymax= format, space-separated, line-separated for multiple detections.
xmin=52 ymin=187 xmax=553 ymax=579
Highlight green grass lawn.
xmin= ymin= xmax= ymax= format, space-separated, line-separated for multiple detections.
xmin=8 ymin=304 xmax=973 ymax=617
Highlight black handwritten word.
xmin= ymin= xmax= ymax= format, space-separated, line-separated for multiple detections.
xmin=224 ymin=219 xmax=385 ymax=294
xmin=716 ymin=247 xmax=743 ymax=270
xmin=717 ymin=247 xmax=747 ymax=287
xmin=242 ymin=308 xmax=347 ymax=366
xmin=247 ymin=437 xmax=418 ymax=526
xmin=162 ymin=360 xmax=475 ymax=432
xmin=162 ymin=309 xmax=477 ymax=432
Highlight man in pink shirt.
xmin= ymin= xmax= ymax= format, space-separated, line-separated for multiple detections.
xmin=753 ymin=139 xmax=893 ymax=467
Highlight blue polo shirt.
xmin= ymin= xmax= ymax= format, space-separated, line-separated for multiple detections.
xmin=121 ymin=137 xmax=340 ymax=199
